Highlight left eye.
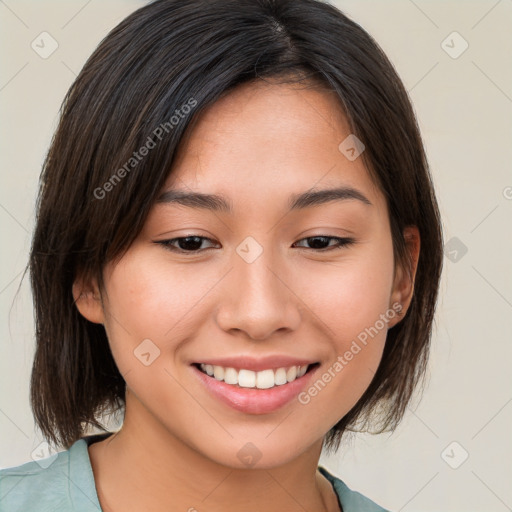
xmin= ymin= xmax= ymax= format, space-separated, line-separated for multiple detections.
xmin=155 ymin=235 xmax=355 ymax=254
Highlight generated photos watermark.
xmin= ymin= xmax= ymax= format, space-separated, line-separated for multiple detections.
xmin=93 ymin=97 xmax=198 ymax=200
xmin=298 ymin=302 xmax=403 ymax=405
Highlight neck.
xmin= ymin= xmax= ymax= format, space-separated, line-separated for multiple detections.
xmin=88 ymin=390 xmax=340 ymax=512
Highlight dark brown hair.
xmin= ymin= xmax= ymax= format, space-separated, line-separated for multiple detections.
xmin=28 ymin=0 xmax=443 ymax=452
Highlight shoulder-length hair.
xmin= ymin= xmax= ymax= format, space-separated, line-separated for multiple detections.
xmin=28 ymin=0 xmax=443 ymax=452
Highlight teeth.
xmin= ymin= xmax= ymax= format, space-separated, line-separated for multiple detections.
xmin=287 ymin=366 xmax=297 ymax=382
xmin=213 ymin=365 xmax=224 ymax=380
xmin=224 ymin=367 xmax=238 ymax=385
xmin=239 ymin=369 xmax=256 ymax=388
xmin=199 ymin=363 xmax=311 ymax=389
xmin=274 ymin=367 xmax=287 ymax=385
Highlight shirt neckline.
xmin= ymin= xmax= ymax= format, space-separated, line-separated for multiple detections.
xmin=70 ymin=432 xmax=113 ymax=510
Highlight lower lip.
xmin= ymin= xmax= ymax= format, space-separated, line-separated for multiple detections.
xmin=191 ymin=364 xmax=319 ymax=414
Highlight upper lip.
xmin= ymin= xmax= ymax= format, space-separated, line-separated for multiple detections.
xmin=194 ymin=356 xmax=318 ymax=372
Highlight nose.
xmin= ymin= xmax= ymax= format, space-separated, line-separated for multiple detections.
xmin=215 ymin=246 xmax=301 ymax=341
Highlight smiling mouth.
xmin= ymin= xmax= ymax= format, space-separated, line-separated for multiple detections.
xmin=192 ymin=362 xmax=320 ymax=390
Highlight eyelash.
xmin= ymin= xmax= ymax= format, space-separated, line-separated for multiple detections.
xmin=155 ymin=235 xmax=355 ymax=255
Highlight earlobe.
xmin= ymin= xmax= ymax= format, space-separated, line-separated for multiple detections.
xmin=72 ymin=275 xmax=105 ymax=325
xmin=388 ymin=226 xmax=420 ymax=328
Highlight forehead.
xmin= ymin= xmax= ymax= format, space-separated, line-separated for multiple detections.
xmin=162 ymin=79 xmax=384 ymax=215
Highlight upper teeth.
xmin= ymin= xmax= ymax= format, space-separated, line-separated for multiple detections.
xmin=199 ymin=364 xmax=309 ymax=389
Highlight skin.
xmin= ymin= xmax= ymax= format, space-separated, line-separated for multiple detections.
xmin=73 ymin=79 xmax=420 ymax=512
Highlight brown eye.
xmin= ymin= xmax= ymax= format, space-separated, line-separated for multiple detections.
xmin=156 ymin=236 xmax=218 ymax=253
xmin=293 ymin=236 xmax=355 ymax=251
xmin=155 ymin=235 xmax=355 ymax=255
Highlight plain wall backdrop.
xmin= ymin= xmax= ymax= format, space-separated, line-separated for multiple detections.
xmin=1 ymin=1 xmax=511 ymax=511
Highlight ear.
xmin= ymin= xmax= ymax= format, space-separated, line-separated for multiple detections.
xmin=388 ymin=226 xmax=420 ymax=329
xmin=72 ymin=272 xmax=105 ymax=325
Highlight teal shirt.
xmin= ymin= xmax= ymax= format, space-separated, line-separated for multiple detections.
xmin=0 ymin=433 xmax=389 ymax=511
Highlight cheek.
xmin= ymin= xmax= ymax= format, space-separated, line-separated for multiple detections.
xmin=301 ymin=239 xmax=395 ymax=342
xmin=100 ymin=246 xmax=229 ymax=379
xmin=100 ymin=254 xmax=191 ymax=366
xmin=297 ymin=239 xmax=395 ymax=400
xmin=104 ymin=249 xmax=206 ymax=332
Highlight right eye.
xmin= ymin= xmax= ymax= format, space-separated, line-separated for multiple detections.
xmin=155 ymin=236 xmax=219 ymax=254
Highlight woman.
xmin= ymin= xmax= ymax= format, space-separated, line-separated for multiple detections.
xmin=0 ymin=1 xmax=443 ymax=510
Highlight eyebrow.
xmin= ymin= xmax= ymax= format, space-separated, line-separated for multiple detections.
xmin=156 ymin=186 xmax=372 ymax=213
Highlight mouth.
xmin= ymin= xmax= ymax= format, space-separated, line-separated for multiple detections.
xmin=191 ymin=361 xmax=321 ymax=414
xmin=192 ymin=362 xmax=320 ymax=390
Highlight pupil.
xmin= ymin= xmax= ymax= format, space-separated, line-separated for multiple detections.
xmin=308 ymin=236 xmax=328 ymax=249
xmin=180 ymin=236 xmax=202 ymax=251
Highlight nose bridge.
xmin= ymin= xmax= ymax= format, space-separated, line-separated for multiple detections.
xmin=237 ymin=246 xmax=282 ymax=306
xmin=215 ymin=236 xmax=300 ymax=339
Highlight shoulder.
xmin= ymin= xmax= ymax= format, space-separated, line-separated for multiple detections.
xmin=318 ymin=465 xmax=391 ymax=512
xmin=0 ymin=437 xmax=99 ymax=512
xmin=0 ymin=445 xmax=73 ymax=511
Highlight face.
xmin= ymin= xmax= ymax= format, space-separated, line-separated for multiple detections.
xmin=75 ymin=79 xmax=418 ymax=469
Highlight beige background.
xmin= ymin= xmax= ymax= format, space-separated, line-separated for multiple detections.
xmin=1 ymin=1 xmax=511 ymax=510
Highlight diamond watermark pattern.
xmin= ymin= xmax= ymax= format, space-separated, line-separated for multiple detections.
xmin=31 ymin=441 xmax=59 ymax=469
xmin=237 ymin=442 xmax=262 ymax=467
xmin=441 ymin=31 xmax=469 ymax=59
xmin=31 ymin=31 xmax=59 ymax=59
xmin=444 ymin=236 xmax=468 ymax=263
xmin=134 ymin=338 xmax=161 ymax=366
xmin=338 ymin=134 xmax=365 ymax=161
xmin=236 ymin=236 xmax=263 ymax=264
xmin=441 ymin=441 xmax=469 ymax=469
